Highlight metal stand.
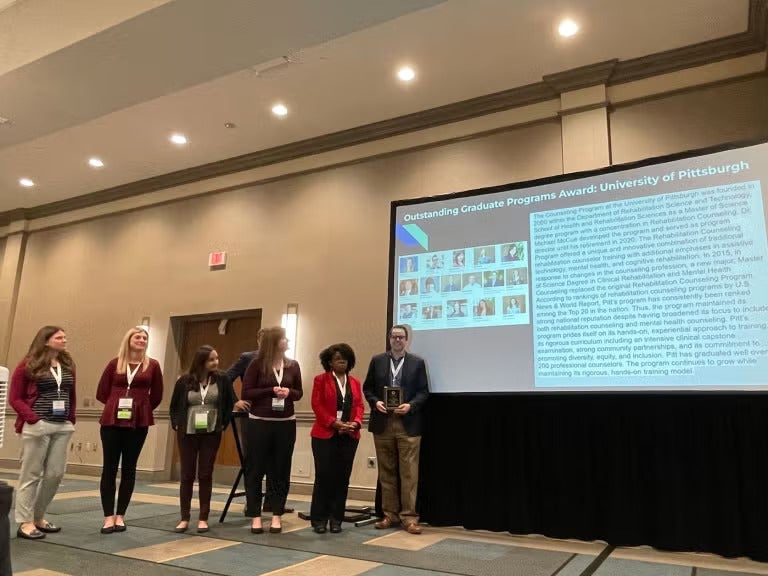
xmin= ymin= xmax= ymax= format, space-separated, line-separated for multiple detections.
xmin=219 ymin=413 xmax=247 ymax=523
xmin=297 ymin=505 xmax=375 ymax=525
xmin=298 ymin=481 xmax=381 ymax=527
xmin=355 ymin=480 xmax=382 ymax=527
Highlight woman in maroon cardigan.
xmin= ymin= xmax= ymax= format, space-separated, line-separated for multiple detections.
xmin=96 ymin=326 xmax=163 ymax=533
xmin=9 ymin=325 xmax=76 ymax=540
xmin=241 ymin=326 xmax=303 ymax=534
xmin=309 ymin=343 xmax=364 ymax=533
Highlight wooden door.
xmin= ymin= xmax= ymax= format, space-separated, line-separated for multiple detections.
xmin=173 ymin=313 xmax=261 ymax=471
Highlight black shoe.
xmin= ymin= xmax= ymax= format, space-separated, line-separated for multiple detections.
xmin=35 ymin=521 xmax=61 ymax=533
xmin=113 ymin=523 xmax=126 ymax=533
xmin=100 ymin=526 xmax=115 ymax=534
xmin=330 ymin=522 xmax=342 ymax=534
xmin=269 ymin=525 xmax=282 ymax=534
xmin=18 ymin=527 xmax=46 ymax=540
xmin=312 ymin=522 xmax=327 ymax=534
xmin=250 ymin=525 xmax=264 ymax=534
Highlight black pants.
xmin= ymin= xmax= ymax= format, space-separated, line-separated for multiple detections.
xmin=178 ymin=430 xmax=222 ymax=521
xmin=244 ymin=419 xmax=295 ymax=516
xmin=100 ymin=426 xmax=148 ymax=516
xmin=236 ymin=418 xmax=276 ymax=509
xmin=310 ymin=434 xmax=358 ymax=525
xmin=0 ymin=481 xmax=12 ymax=576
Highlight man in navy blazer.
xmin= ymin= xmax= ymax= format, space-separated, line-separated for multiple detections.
xmin=363 ymin=325 xmax=429 ymax=534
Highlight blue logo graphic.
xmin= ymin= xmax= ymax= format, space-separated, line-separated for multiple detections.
xmin=395 ymin=223 xmax=429 ymax=250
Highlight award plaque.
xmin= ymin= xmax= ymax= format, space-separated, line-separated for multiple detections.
xmin=384 ymin=387 xmax=403 ymax=411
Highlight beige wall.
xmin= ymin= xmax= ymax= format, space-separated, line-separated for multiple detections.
xmin=2 ymin=73 xmax=767 ymax=488
xmin=610 ymin=76 xmax=768 ymax=164
xmin=0 ymin=120 xmax=563 ymax=484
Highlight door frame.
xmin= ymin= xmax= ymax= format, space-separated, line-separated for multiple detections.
xmin=163 ymin=308 xmax=262 ymax=482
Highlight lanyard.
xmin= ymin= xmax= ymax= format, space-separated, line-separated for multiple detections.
xmin=273 ymin=360 xmax=284 ymax=387
xmin=333 ymin=373 xmax=347 ymax=399
xmin=200 ymin=377 xmax=210 ymax=404
xmin=50 ymin=363 xmax=62 ymax=398
xmin=390 ymin=356 xmax=404 ymax=386
xmin=126 ymin=362 xmax=141 ymax=392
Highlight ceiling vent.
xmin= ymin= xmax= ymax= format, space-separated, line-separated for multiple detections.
xmin=250 ymin=52 xmax=306 ymax=79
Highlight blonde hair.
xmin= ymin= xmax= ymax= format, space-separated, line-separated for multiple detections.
xmin=116 ymin=327 xmax=150 ymax=374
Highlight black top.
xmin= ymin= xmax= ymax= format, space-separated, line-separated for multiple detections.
xmin=32 ymin=367 xmax=74 ymax=423
xmin=169 ymin=371 xmax=237 ymax=433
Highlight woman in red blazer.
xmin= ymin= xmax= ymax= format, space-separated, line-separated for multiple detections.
xmin=309 ymin=343 xmax=364 ymax=534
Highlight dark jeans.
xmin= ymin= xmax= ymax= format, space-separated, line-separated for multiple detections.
xmin=244 ymin=419 xmax=295 ymax=516
xmin=178 ymin=430 xmax=222 ymax=521
xmin=99 ymin=426 xmax=148 ymax=516
xmin=310 ymin=434 xmax=358 ymax=525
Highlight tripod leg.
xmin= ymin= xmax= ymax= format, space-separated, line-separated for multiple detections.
xmin=219 ymin=468 xmax=243 ymax=523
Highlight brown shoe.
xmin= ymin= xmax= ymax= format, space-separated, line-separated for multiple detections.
xmin=374 ymin=517 xmax=398 ymax=529
xmin=404 ymin=523 xmax=422 ymax=535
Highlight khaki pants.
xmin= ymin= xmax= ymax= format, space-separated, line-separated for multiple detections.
xmin=15 ymin=420 xmax=74 ymax=523
xmin=373 ymin=416 xmax=421 ymax=525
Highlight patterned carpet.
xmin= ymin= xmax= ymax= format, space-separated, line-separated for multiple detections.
xmin=6 ymin=474 xmax=768 ymax=576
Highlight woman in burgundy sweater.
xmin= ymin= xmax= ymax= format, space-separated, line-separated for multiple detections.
xmin=9 ymin=325 xmax=76 ymax=540
xmin=96 ymin=326 xmax=163 ymax=533
xmin=242 ymin=326 xmax=303 ymax=533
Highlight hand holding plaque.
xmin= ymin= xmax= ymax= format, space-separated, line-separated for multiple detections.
xmin=384 ymin=387 xmax=403 ymax=411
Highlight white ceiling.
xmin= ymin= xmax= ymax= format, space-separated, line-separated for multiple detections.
xmin=0 ymin=0 xmax=751 ymax=212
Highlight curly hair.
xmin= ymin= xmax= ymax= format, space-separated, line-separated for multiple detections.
xmin=319 ymin=343 xmax=356 ymax=373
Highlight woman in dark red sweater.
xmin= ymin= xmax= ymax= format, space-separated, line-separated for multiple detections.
xmin=9 ymin=325 xmax=76 ymax=540
xmin=241 ymin=326 xmax=303 ymax=534
xmin=309 ymin=343 xmax=364 ymax=533
xmin=96 ymin=326 xmax=163 ymax=533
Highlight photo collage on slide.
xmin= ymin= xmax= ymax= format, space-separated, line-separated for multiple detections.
xmin=398 ymin=242 xmax=530 ymax=330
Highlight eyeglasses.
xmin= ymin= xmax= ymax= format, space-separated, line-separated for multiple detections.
xmin=390 ymin=335 xmax=406 ymax=340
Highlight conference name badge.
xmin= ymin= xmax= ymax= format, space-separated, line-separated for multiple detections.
xmin=117 ymin=397 xmax=133 ymax=420
xmin=272 ymin=397 xmax=285 ymax=412
xmin=194 ymin=411 xmax=209 ymax=431
xmin=52 ymin=400 xmax=66 ymax=416
xmin=384 ymin=387 xmax=403 ymax=411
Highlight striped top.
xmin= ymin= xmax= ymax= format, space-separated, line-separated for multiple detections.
xmin=32 ymin=367 xmax=74 ymax=422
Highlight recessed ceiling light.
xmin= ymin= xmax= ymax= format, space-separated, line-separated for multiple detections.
xmin=271 ymin=104 xmax=288 ymax=117
xmin=170 ymin=133 xmax=188 ymax=145
xmin=397 ymin=66 xmax=416 ymax=82
xmin=19 ymin=178 xmax=34 ymax=187
xmin=224 ymin=122 xmax=236 ymax=129
xmin=88 ymin=157 xmax=104 ymax=168
xmin=558 ymin=19 xmax=579 ymax=37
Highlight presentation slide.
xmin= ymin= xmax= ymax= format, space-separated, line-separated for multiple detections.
xmin=391 ymin=142 xmax=768 ymax=393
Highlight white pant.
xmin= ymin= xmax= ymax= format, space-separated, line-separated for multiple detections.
xmin=15 ymin=420 xmax=74 ymax=523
